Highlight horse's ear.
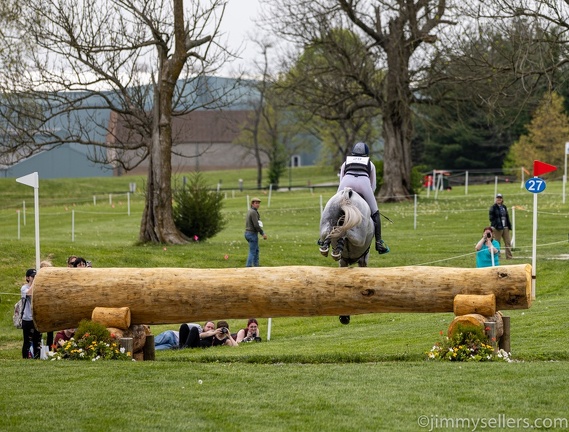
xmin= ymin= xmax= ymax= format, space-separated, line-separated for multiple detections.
xmin=347 ymin=189 xmax=352 ymax=199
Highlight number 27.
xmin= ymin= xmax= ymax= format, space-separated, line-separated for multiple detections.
xmin=527 ymin=178 xmax=544 ymax=191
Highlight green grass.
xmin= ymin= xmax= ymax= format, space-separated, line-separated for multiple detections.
xmin=1 ymin=170 xmax=569 ymax=431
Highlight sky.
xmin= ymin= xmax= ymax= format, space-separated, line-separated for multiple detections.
xmin=217 ymin=0 xmax=264 ymax=76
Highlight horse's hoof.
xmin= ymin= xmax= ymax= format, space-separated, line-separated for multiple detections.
xmin=339 ymin=315 xmax=350 ymax=325
xmin=331 ymin=250 xmax=341 ymax=261
xmin=319 ymin=247 xmax=329 ymax=257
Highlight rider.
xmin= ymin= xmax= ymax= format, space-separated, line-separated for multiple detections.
xmin=337 ymin=142 xmax=389 ymax=254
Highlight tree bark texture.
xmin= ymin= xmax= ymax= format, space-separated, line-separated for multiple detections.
xmin=31 ymin=264 xmax=531 ymax=332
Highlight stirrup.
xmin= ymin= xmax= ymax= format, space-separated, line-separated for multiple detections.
xmin=376 ymin=240 xmax=390 ymax=254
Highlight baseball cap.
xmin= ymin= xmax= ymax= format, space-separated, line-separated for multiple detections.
xmin=496 ymin=193 xmax=503 ymax=198
xmin=26 ymin=269 xmax=37 ymax=278
xmin=251 ymin=197 xmax=261 ymax=203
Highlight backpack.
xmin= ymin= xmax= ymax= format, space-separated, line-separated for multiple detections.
xmin=13 ymin=297 xmax=27 ymax=329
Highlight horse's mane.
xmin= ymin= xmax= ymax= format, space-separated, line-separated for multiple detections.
xmin=326 ymin=188 xmax=363 ymax=241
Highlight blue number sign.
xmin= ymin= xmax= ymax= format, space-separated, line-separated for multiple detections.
xmin=525 ymin=177 xmax=546 ymax=194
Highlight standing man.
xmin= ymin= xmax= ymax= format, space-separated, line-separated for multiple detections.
xmin=245 ymin=197 xmax=267 ymax=267
xmin=489 ymin=193 xmax=513 ymax=259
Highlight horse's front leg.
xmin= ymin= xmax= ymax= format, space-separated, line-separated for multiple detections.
xmin=318 ymin=238 xmax=330 ymax=257
xmin=331 ymin=238 xmax=344 ymax=261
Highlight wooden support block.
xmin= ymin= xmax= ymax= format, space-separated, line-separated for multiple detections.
xmin=448 ymin=312 xmax=503 ymax=339
xmin=92 ymin=307 xmax=131 ymax=330
xmin=453 ymin=294 xmax=496 ymax=316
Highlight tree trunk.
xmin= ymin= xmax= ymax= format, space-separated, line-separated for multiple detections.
xmin=31 ymin=264 xmax=531 ymax=332
xmin=138 ymin=0 xmax=192 ymax=244
xmin=377 ymin=32 xmax=413 ymax=203
xmin=139 ymin=112 xmax=188 ymax=244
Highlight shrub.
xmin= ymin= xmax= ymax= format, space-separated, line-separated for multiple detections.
xmin=173 ymin=172 xmax=227 ymax=241
xmin=75 ymin=319 xmax=111 ymax=342
xmin=50 ymin=320 xmax=131 ymax=361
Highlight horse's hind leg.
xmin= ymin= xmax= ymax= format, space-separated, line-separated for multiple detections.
xmin=338 ymin=243 xmax=351 ymax=325
xmin=358 ymin=251 xmax=369 ymax=268
xmin=339 ymin=252 xmax=369 ymax=325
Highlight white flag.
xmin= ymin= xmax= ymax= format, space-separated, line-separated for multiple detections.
xmin=16 ymin=172 xmax=39 ymax=188
xmin=566 ymin=142 xmax=569 ymax=154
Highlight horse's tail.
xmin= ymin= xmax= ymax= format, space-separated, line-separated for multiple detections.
xmin=326 ymin=188 xmax=363 ymax=240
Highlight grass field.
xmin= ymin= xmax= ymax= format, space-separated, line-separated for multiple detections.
xmin=1 ymin=167 xmax=568 ymax=431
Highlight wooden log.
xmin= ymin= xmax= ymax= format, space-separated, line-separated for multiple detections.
xmin=31 ymin=265 xmax=532 ymax=332
xmin=448 ymin=312 xmax=504 ymax=339
xmin=453 ymin=294 xmax=496 ymax=316
xmin=92 ymin=307 xmax=131 ymax=329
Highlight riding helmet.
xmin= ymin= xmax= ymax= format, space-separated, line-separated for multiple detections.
xmin=351 ymin=142 xmax=369 ymax=157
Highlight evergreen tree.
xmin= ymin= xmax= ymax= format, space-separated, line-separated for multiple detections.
xmin=505 ymin=92 xmax=569 ymax=177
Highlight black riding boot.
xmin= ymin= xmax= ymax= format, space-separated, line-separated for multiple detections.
xmin=371 ymin=211 xmax=389 ymax=254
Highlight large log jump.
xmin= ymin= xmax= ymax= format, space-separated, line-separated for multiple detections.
xmin=31 ymin=264 xmax=532 ymax=332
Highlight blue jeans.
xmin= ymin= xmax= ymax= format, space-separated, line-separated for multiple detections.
xmin=245 ymin=231 xmax=260 ymax=267
xmin=154 ymin=330 xmax=179 ymax=350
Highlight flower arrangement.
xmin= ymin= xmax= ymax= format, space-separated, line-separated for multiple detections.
xmin=49 ymin=319 xmax=132 ymax=361
xmin=426 ymin=325 xmax=512 ymax=362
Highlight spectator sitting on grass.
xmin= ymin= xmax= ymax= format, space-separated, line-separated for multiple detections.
xmin=235 ymin=318 xmax=262 ymax=343
xmin=179 ymin=321 xmax=237 ymax=348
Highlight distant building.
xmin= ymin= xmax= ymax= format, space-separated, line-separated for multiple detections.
xmin=0 ymin=144 xmax=113 ymax=179
xmin=2 ymin=77 xmax=320 ymax=179
xmin=107 ymin=109 xmax=269 ymax=175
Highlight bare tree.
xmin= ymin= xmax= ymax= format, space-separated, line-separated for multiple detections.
xmin=264 ymin=0 xmax=463 ymax=201
xmin=235 ymin=41 xmax=312 ymax=189
xmin=275 ymin=28 xmax=381 ymax=168
xmin=0 ymin=0 xmax=237 ymax=244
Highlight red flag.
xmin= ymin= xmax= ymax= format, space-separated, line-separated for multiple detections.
xmin=533 ymin=160 xmax=557 ymax=177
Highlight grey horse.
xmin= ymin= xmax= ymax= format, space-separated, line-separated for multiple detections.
xmin=318 ymin=188 xmax=374 ymax=324
xmin=319 ymin=187 xmax=374 ymax=268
